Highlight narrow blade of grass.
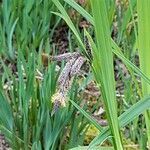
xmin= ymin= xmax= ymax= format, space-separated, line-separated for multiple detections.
xmin=137 ymin=0 xmax=150 ymax=147
xmin=69 ymin=99 xmax=102 ymax=131
xmin=90 ymin=1 xmax=123 ymax=149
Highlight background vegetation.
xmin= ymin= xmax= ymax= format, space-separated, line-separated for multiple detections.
xmin=0 ymin=0 xmax=150 ymax=149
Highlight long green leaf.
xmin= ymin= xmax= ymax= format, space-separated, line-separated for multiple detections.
xmin=90 ymin=1 xmax=123 ymax=149
xmin=52 ymin=0 xmax=85 ymax=51
xmin=69 ymin=100 xmax=102 ymax=131
xmin=8 ymin=18 xmax=18 ymax=59
xmin=0 ymin=91 xmax=13 ymax=130
xmin=137 ymin=0 xmax=150 ymax=146
xmin=64 ymin=0 xmax=94 ymax=25
xmin=70 ymin=146 xmax=113 ymax=150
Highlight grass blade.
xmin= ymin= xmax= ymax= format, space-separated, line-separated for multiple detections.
xmin=52 ymin=0 xmax=85 ymax=51
xmin=69 ymin=99 xmax=102 ymax=131
xmin=137 ymin=0 xmax=150 ymax=147
xmin=90 ymin=1 xmax=123 ymax=149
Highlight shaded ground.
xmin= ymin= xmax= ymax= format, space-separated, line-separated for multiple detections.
xmin=0 ymin=134 xmax=9 ymax=150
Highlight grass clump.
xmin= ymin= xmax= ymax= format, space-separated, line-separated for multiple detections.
xmin=1 ymin=0 xmax=150 ymax=149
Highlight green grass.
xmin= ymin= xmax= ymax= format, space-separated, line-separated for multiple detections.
xmin=137 ymin=0 xmax=150 ymax=148
xmin=0 ymin=1 xmax=94 ymax=149
xmin=0 ymin=50 xmax=93 ymax=149
xmin=90 ymin=1 xmax=123 ymax=149
xmin=53 ymin=0 xmax=150 ymax=149
xmin=1 ymin=0 xmax=150 ymax=149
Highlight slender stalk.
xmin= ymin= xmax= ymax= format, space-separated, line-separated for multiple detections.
xmin=90 ymin=0 xmax=123 ymax=149
xmin=137 ymin=0 xmax=150 ymax=147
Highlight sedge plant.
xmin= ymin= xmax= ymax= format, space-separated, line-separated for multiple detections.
xmin=2 ymin=0 xmax=150 ymax=149
xmin=0 ymin=0 xmax=96 ymax=149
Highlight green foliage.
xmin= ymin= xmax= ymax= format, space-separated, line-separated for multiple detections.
xmin=0 ymin=52 xmax=93 ymax=149
xmin=90 ymin=1 xmax=123 ymax=149
xmin=137 ymin=0 xmax=150 ymax=147
xmin=53 ymin=0 xmax=150 ymax=149
xmin=0 ymin=0 xmax=63 ymax=59
xmin=1 ymin=0 xmax=150 ymax=149
xmin=0 ymin=0 xmax=94 ymax=149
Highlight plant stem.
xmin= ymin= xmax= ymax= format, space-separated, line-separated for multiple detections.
xmin=90 ymin=0 xmax=123 ymax=149
xmin=137 ymin=0 xmax=150 ymax=147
